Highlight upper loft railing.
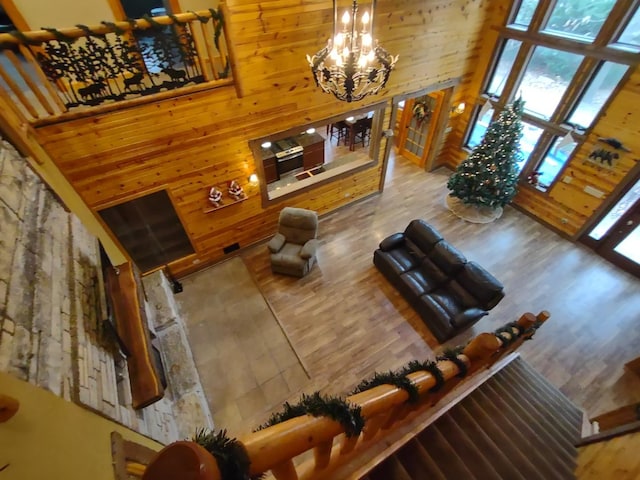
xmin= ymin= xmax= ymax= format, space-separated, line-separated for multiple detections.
xmin=0 ymin=9 xmax=234 ymax=125
xmin=141 ymin=311 xmax=550 ymax=480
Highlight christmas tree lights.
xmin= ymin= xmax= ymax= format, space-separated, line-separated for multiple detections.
xmin=448 ymin=99 xmax=525 ymax=208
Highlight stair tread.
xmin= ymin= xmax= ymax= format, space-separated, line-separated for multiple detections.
xmin=449 ymin=403 xmax=529 ymax=480
xmin=434 ymin=412 xmax=503 ymax=480
xmin=396 ymin=438 xmax=447 ymax=480
xmin=461 ymin=394 xmax=551 ymax=480
xmin=493 ymin=367 xmax=581 ymax=445
xmin=512 ymin=358 xmax=583 ymax=421
xmin=479 ymin=381 xmax=577 ymax=476
xmin=417 ymin=423 xmax=478 ymax=479
xmin=369 ymin=454 xmax=412 ymax=480
xmin=499 ymin=360 xmax=583 ymax=430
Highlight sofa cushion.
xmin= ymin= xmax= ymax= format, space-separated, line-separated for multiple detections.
xmin=420 ymin=258 xmax=449 ymax=286
xmin=456 ymin=261 xmax=504 ymax=309
xmin=451 ymin=308 xmax=488 ymax=329
xmin=414 ymin=295 xmax=456 ymax=342
xmin=400 ymin=269 xmax=441 ymax=296
xmin=404 ymin=220 xmax=443 ymax=254
xmin=445 ymin=280 xmax=480 ymax=308
xmin=374 ymin=248 xmax=419 ymax=276
xmin=428 ymin=290 xmax=466 ymax=316
xmin=379 ymin=233 xmax=405 ymax=252
xmin=429 ymin=241 xmax=467 ymax=276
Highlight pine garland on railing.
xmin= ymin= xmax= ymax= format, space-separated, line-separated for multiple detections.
xmin=193 ymin=428 xmax=251 ymax=480
xmin=351 ymin=370 xmax=420 ymax=402
xmin=437 ymin=347 xmax=468 ymax=378
xmin=494 ymin=321 xmax=521 ymax=347
xmin=257 ymin=392 xmax=365 ymax=437
xmin=402 ymin=359 xmax=446 ymax=392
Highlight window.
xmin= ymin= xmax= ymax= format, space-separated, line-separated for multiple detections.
xmin=512 ymin=0 xmax=539 ymax=27
xmin=486 ymin=40 xmax=521 ymax=97
xmin=465 ymin=0 xmax=634 ymax=192
xmin=616 ymin=9 xmax=640 ymax=50
xmin=517 ymin=47 xmax=583 ymax=119
xmin=544 ymin=0 xmax=617 ymax=41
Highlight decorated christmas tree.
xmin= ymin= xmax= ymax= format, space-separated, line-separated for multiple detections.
xmin=447 ymin=99 xmax=524 ymax=209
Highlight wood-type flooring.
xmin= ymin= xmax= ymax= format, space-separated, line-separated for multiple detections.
xmin=207 ymin=152 xmax=640 ymax=436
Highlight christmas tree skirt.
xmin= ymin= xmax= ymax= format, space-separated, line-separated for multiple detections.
xmin=445 ymin=194 xmax=503 ymax=223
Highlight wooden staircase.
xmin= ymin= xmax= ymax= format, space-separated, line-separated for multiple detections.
xmin=367 ymin=357 xmax=583 ymax=480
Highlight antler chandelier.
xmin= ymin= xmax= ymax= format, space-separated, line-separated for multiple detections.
xmin=307 ymin=0 xmax=398 ymax=102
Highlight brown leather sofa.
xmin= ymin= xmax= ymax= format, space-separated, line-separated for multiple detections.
xmin=373 ymin=220 xmax=504 ymax=342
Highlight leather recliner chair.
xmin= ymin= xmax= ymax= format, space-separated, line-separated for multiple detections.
xmin=269 ymin=207 xmax=319 ymax=277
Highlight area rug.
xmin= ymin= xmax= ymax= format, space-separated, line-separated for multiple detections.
xmin=176 ymin=257 xmax=310 ymax=434
xmin=445 ymin=194 xmax=503 ymax=224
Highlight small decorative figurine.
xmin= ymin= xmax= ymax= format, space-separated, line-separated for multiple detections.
xmin=228 ymin=180 xmax=245 ymax=200
xmin=208 ymin=187 xmax=223 ymax=207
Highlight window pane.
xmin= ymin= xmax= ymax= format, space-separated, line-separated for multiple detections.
xmin=589 ymin=179 xmax=640 ymax=240
xmin=517 ymin=47 xmax=583 ymax=119
xmin=519 ymin=122 xmax=544 ymax=172
xmin=466 ymin=105 xmax=493 ymax=149
xmin=534 ymin=136 xmax=578 ymax=189
xmin=617 ymin=8 xmax=640 ymax=49
xmin=544 ymin=0 xmax=616 ymax=40
xmin=486 ymin=40 xmax=522 ymax=97
xmin=513 ymin=0 xmax=539 ymax=27
xmin=568 ymin=62 xmax=628 ymax=129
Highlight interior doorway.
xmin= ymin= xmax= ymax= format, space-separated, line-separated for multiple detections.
xmin=395 ymin=90 xmax=447 ymax=169
xmin=582 ymin=173 xmax=640 ymax=278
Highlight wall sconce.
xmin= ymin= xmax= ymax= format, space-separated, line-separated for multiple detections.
xmin=451 ymin=102 xmax=466 ymax=116
xmin=248 ymin=173 xmax=259 ymax=184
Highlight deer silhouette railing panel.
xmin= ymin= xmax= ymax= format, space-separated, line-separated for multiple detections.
xmin=141 ymin=311 xmax=550 ymax=480
xmin=0 ymin=9 xmax=233 ymax=123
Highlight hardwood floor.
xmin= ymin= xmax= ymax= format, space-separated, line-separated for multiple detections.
xmin=230 ymin=152 xmax=640 ymax=435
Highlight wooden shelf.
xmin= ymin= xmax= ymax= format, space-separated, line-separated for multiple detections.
xmin=203 ymin=195 xmax=248 ymax=213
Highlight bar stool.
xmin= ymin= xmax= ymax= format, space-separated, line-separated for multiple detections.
xmin=328 ymin=121 xmax=349 ymax=145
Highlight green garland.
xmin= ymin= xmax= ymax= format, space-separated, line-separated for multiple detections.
xmin=257 ymin=392 xmax=364 ymax=438
xmin=351 ymin=370 xmax=420 ymax=403
xmin=193 ymin=428 xmax=251 ymax=480
xmin=494 ymin=321 xmax=521 ymax=347
xmin=437 ymin=347 xmax=468 ymax=378
xmin=401 ymin=360 xmax=446 ymax=392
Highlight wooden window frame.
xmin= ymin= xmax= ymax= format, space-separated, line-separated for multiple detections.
xmin=463 ymin=0 xmax=639 ymax=194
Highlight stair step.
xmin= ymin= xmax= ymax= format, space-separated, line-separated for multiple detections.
xmin=494 ymin=366 xmax=581 ymax=448
xmin=416 ymin=422 xmax=477 ymax=479
xmin=500 ymin=360 xmax=582 ymax=434
xmin=433 ymin=411 xmax=502 ymax=480
xmin=448 ymin=403 xmax=528 ymax=480
xmin=461 ymin=394 xmax=549 ymax=480
xmin=513 ymin=358 xmax=583 ymax=424
xmin=395 ymin=439 xmax=446 ymax=480
xmin=368 ymin=454 xmax=412 ymax=480
xmin=479 ymin=381 xmax=576 ymax=478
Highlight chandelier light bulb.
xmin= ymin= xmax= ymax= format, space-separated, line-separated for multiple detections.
xmin=361 ymin=11 xmax=370 ymax=26
xmin=362 ymin=33 xmax=372 ymax=47
xmin=342 ymin=11 xmax=350 ymax=26
xmin=336 ymin=55 xmax=343 ymax=67
xmin=358 ymin=55 xmax=367 ymax=68
xmin=335 ymin=33 xmax=344 ymax=46
xmin=367 ymin=49 xmax=375 ymax=62
xmin=343 ymin=46 xmax=350 ymax=59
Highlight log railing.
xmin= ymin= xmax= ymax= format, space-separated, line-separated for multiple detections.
xmin=0 ymin=9 xmax=234 ymax=124
xmin=142 ymin=311 xmax=550 ymax=480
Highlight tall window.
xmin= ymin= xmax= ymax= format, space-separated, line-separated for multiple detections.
xmin=464 ymin=0 xmax=636 ymax=192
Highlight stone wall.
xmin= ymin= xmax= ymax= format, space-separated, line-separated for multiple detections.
xmin=0 ymin=136 xmax=212 ymax=443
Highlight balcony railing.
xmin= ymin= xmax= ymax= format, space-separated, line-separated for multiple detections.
xmin=0 ymin=9 xmax=233 ymax=124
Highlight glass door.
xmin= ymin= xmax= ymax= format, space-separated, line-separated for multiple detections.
xmin=583 ymin=176 xmax=640 ymax=277
xmin=396 ymin=92 xmax=442 ymax=168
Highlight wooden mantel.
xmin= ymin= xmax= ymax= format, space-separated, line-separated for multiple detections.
xmin=106 ymin=262 xmax=164 ymax=409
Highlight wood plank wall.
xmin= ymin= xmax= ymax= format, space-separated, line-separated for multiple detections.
xmin=443 ymin=5 xmax=640 ymax=239
xmin=30 ymin=0 xmax=506 ymax=277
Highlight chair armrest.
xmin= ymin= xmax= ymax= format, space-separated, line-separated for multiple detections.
xmin=450 ymin=308 xmax=488 ymax=329
xmin=268 ymin=233 xmax=286 ymax=253
xmin=379 ymin=233 xmax=405 ymax=251
xmin=300 ymin=239 xmax=319 ymax=259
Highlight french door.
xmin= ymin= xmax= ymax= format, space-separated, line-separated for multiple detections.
xmin=396 ymin=91 xmax=443 ymax=168
xmin=582 ymin=176 xmax=640 ymax=277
